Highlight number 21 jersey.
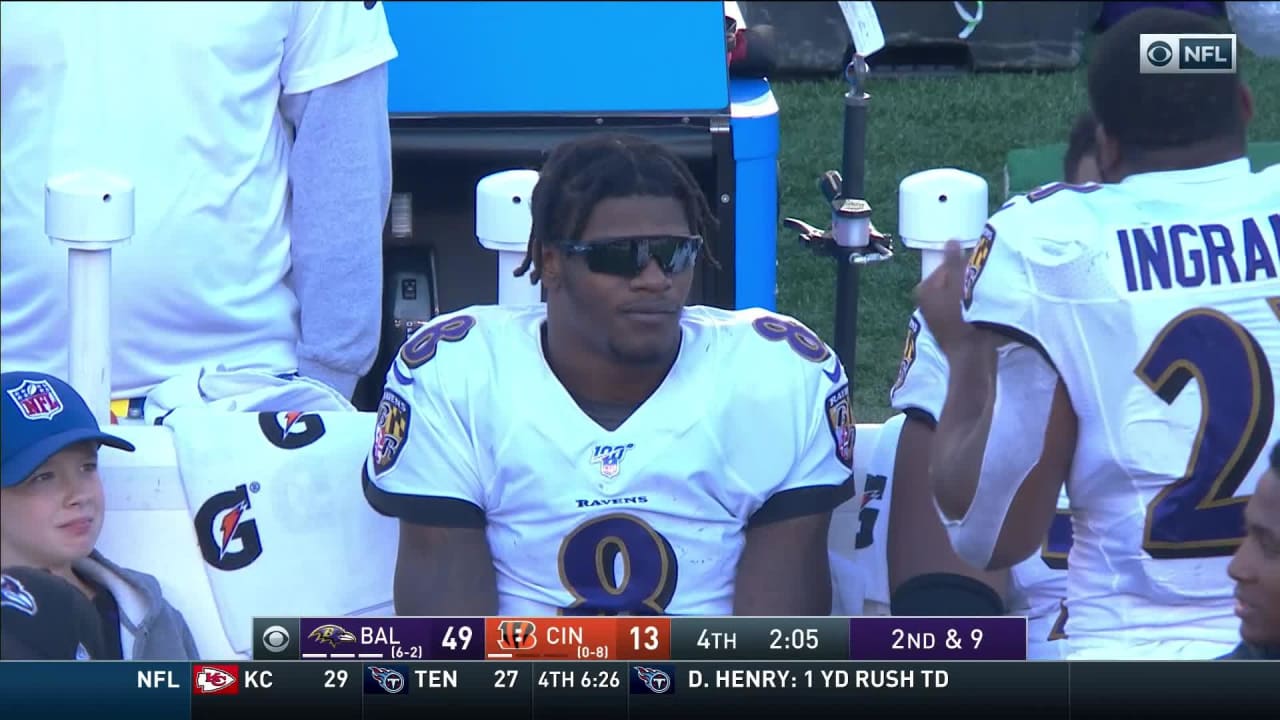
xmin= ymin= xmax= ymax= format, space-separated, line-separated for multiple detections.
xmin=963 ymin=160 xmax=1280 ymax=658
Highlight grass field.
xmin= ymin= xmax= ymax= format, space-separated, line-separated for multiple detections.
xmin=769 ymin=50 xmax=1280 ymax=422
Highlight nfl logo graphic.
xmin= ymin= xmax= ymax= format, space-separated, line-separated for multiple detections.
xmin=590 ymin=444 xmax=634 ymax=479
xmin=7 ymin=379 xmax=64 ymax=421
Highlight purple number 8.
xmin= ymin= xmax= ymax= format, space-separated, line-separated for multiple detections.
xmin=400 ymin=315 xmax=477 ymax=369
xmin=751 ymin=316 xmax=831 ymax=363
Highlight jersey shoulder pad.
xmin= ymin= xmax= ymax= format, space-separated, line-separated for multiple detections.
xmin=1012 ymin=180 xmax=1104 ymax=210
xmin=396 ymin=305 xmax=534 ymax=376
xmin=731 ymin=307 xmax=835 ymax=366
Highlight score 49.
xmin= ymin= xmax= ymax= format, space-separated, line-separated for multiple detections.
xmin=891 ymin=626 xmax=985 ymax=652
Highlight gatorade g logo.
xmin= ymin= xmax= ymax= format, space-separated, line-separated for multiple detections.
xmin=258 ymin=412 xmax=327 ymax=450
xmin=195 ymin=484 xmax=263 ymax=571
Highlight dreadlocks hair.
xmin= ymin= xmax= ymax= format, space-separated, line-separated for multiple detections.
xmin=513 ymin=133 xmax=720 ymax=285
xmin=1087 ymin=7 xmax=1244 ymax=156
xmin=1063 ymin=111 xmax=1098 ymax=182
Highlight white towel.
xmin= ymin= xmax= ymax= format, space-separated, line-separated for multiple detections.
xmin=144 ymin=366 xmax=356 ymax=425
xmin=829 ymin=414 xmax=903 ymax=614
xmin=163 ymin=408 xmax=396 ymax=655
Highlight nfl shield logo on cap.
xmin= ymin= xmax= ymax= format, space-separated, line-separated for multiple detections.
xmin=7 ymin=379 xmax=64 ymax=421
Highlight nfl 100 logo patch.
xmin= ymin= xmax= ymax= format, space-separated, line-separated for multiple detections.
xmin=7 ymin=379 xmax=64 ymax=421
xmin=590 ymin=444 xmax=635 ymax=478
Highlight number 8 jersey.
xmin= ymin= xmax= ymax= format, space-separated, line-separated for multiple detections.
xmin=963 ymin=160 xmax=1280 ymax=659
xmin=362 ymin=304 xmax=857 ymax=615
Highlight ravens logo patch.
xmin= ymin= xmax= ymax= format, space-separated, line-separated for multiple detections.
xmin=372 ymin=390 xmax=410 ymax=476
xmin=825 ymin=385 xmax=856 ymax=469
xmin=892 ymin=316 xmax=921 ymax=395
xmin=962 ymin=224 xmax=995 ymax=310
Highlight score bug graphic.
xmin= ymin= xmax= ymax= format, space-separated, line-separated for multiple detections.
xmin=193 ymin=665 xmax=239 ymax=695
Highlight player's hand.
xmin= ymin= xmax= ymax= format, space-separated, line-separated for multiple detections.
xmin=914 ymin=241 xmax=990 ymax=358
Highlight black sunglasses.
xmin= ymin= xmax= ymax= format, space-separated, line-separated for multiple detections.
xmin=558 ymin=235 xmax=703 ymax=278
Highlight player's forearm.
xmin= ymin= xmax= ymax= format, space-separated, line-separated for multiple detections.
xmin=930 ymin=339 xmax=998 ymax=522
xmin=287 ymin=66 xmax=392 ymax=397
xmin=393 ymin=526 xmax=499 ymax=616
xmin=889 ymin=418 xmax=1009 ymax=600
xmin=734 ymin=513 xmax=834 ymax=615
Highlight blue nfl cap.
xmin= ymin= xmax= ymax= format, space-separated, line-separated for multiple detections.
xmin=1 ymin=372 xmax=134 ymax=488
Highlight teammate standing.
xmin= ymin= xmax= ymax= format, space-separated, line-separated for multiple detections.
xmin=363 ymin=134 xmax=856 ymax=616
xmin=1 ymin=2 xmax=396 ymax=405
xmin=918 ymin=8 xmax=1279 ymax=659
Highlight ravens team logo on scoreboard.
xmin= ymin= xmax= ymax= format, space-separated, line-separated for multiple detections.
xmin=308 ymin=624 xmax=357 ymax=649
xmin=962 ymin=224 xmax=996 ymax=310
xmin=496 ymin=620 xmax=538 ymax=651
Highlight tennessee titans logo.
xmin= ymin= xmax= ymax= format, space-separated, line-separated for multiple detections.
xmin=590 ymin=444 xmax=634 ymax=479
xmin=7 ymin=379 xmax=63 ymax=421
xmin=0 ymin=574 xmax=37 ymax=616
xmin=369 ymin=666 xmax=406 ymax=694
xmin=634 ymin=665 xmax=672 ymax=694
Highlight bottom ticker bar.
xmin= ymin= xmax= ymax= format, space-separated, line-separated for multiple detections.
xmin=627 ymin=662 xmax=1068 ymax=720
xmin=3 ymin=661 xmax=1278 ymax=720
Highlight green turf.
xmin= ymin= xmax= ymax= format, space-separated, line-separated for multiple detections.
xmin=770 ymin=51 xmax=1280 ymax=423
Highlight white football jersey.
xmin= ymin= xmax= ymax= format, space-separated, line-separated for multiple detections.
xmin=364 ymin=304 xmax=856 ymax=615
xmin=890 ymin=310 xmax=1069 ymax=660
xmin=963 ymin=159 xmax=1280 ymax=659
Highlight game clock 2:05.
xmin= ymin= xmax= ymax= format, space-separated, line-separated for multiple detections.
xmin=769 ymin=628 xmax=820 ymax=651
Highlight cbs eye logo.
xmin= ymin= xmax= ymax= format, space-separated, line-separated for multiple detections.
xmin=1145 ymin=40 xmax=1174 ymax=68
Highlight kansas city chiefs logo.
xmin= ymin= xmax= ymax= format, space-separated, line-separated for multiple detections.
xmin=194 ymin=665 xmax=239 ymax=695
